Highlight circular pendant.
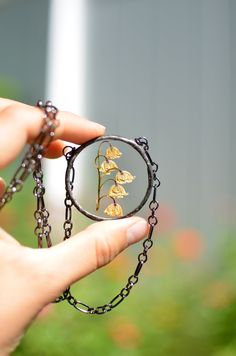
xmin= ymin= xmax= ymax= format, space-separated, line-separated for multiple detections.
xmin=64 ymin=136 xmax=154 ymax=221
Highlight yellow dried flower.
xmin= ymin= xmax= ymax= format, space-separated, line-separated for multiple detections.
xmin=104 ymin=203 xmax=123 ymax=217
xmin=105 ymin=146 xmax=122 ymax=159
xmin=115 ymin=170 xmax=136 ymax=184
xmin=108 ymin=184 xmax=128 ymax=198
xmin=99 ymin=160 xmax=118 ymax=174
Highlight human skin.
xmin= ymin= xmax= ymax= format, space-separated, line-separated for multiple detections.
xmin=0 ymin=99 xmax=148 ymax=355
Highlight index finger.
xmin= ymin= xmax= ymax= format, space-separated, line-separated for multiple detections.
xmin=0 ymin=99 xmax=105 ymax=168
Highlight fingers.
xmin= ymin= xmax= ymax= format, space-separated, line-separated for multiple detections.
xmin=0 ymin=100 xmax=105 ymax=168
xmin=0 ymin=228 xmax=20 ymax=245
xmin=0 ymin=180 xmax=20 ymax=245
xmin=38 ymin=217 xmax=148 ymax=300
xmin=0 ymin=97 xmax=19 ymax=109
xmin=43 ymin=140 xmax=65 ymax=159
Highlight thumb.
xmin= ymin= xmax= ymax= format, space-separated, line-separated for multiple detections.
xmin=39 ymin=217 xmax=148 ymax=300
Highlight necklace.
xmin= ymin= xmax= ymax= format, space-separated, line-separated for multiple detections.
xmin=0 ymin=100 xmax=160 ymax=315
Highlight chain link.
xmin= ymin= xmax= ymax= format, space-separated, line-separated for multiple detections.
xmin=32 ymin=101 xmax=59 ymax=248
xmin=54 ymin=151 xmax=75 ymax=303
xmin=33 ymin=160 xmax=52 ymax=248
xmin=63 ymin=169 xmax=74 ymax=240
xmin=59 ymin=138 xmax=160 ymax=314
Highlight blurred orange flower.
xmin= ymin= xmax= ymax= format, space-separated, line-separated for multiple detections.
xmin=108 ymin=316 xmax=142 ymax=349
xmin=173 ymin=229 xmax=204 ymax=261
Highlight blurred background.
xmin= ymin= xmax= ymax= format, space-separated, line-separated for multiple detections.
xmin=0 ymin=0 xmax=236 ymax=355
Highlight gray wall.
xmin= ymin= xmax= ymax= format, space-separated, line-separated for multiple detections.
xmin=85 ymin=0 xmax=236 ymax=236
xmin=0 ymin=0 xmax=235 ymax=237
xmin=0 ymin=0 xmax=48 ymax=103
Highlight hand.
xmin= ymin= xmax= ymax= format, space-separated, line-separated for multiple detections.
xmin=0 ymin=99 xmax=148 ymax=355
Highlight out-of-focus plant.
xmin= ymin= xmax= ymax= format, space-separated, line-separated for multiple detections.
xmin=0 ymin=78 xmax=21 ymax=100
xmin=10 ymin=201 xmax=236 ymax=356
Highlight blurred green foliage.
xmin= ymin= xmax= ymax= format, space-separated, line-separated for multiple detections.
xmin=0 ymin=80 xmax=235 ymax=356
xmin=0 ymin=179 xmax=235 ymax=355
xmin=0 ymin=78 xmax=22 ymax=101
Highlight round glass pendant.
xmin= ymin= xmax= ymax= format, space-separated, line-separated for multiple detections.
xmin=64 ymin=136 xmax=154 ymax=221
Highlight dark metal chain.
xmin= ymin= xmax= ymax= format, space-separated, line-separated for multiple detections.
xmin=0 ymin=103 xmax=160 ymax=315
xmin=33 ymin=160 xmax=52 ymax=248
xmin=63 ymin=152 xmax=75 ymax=241
xmin=32 ymin=101 xmax=59 ymax=248
xmin=58 ymin=137 xmax=160 ymax=314
xmin=54 ymin=149 xmax=75 ymax=303
xmin=0 ymin=100 xmax=59 ymax=211
xmin=53 ymin=188 xmax=75 ymax=301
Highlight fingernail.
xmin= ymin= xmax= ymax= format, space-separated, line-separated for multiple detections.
xmin=126 ymin=218 xmax=148 ymax=244
xmin=90 ymin=121 xmax=106 ymax=131
xmin=0 ymin=177 xmax=6 ymax=197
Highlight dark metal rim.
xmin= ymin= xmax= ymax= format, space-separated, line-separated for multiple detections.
xmin=65 ymin=135 xmax=154 ymax=221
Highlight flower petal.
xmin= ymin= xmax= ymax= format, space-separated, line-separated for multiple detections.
xmin=108 ymin=184 xmax=128 ymax=198
xmin=115 ymin=170 xmax=136 ymax=184
xmin=99 ymin=160 xmax=118 ymax=174
xmin=104 ymin=203 xmax=123 ymax=217
xmin=105 ymin=146 xmax=122 ymax=159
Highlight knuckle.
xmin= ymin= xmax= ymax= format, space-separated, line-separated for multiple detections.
xmin=3 ymin=104 xmax=24 ymax=120
xmin=94 ymin=234 xmax=113 ymax=268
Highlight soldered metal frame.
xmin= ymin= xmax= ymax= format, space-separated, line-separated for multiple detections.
xmin=65 ymin=135 xmax=154 ymax=221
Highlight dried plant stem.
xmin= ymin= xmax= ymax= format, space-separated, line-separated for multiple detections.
xmin=96 ymin=155 xmax=102 ymax=211
xmin=97 ymin=194 xmax=116 ymax=206
xmin=100 ymin=178 xmax=117 ymax=190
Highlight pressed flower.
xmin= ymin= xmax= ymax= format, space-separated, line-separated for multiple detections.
xmin=105 ymin=145 xmax=122 ymax=159
xmin=115 ymin=170 xmax=136 ymax=184
xmin=104 ymin=203 xmax=123 ymax=217
xmin=108 ymin=184 xmax=128 ymax=198
xmin=96 ymin=141 xmax=135 ymax=213
xmin=99 ymin=160 xmax=118 ymax=174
